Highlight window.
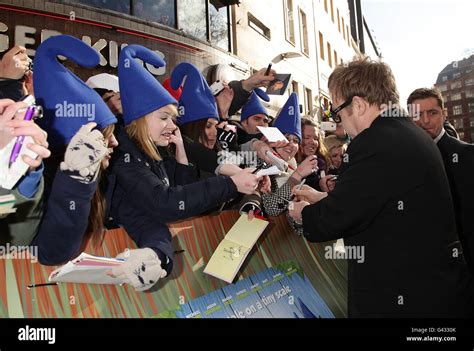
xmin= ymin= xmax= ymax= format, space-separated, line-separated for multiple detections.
xmin=342 ymin=17 xmax=345 ymax=40
xmin=299 ymin=8 xmax=309 ymax=55
xmin=453 ymin=72 xmax=461 ymax=79
xmin=466 ymin=90 xmax=474 ymax=98
xmin=283 ymin=0 xmax=295 ymax=44
xmin=441 ymin=75 xmax=448 ymax=82
xmin=330 ymin=0 xmax=334 ymax=22
xmin=466 ymin=78 xmax=474 ymax=86
xmin=136 ymin=0 xmax=176 ymax=27
xmin=337 ymin=9 xmax=340 ymax=32
xmin=453 ymin=105 xmax=463 ymax=116
xmin=319 ymin=32 xmax=325 ymax=60
xmin=178 ymin=0 xmax=207 ymax=41
xmin=469 ymin=103 xmax=474 ymax=113
xmin=451 ymin=81 xmax=462 ymax=89
xmin=305 ymin=87 xmax=312 ymax=113
xmin=438 ymin=84 xmax=447 ymax=92
xmin=453 ymin=118 xmax=463 ymax=129
xmin=74 ymin=0 xmax=130 ymax=15
xmin=324 ymin=0 xmax=328 ymax=13
xmin=327 ymin=42 xmax=332 ymax=67
xmin=248 ymin=13 xmax=271 ymax=40
xmin=451 ymin=93 xmax=461 ymax=101
xmin=209 ymin=2 xmax=230 ymax=51
xmin=470 ymin=119 xmax=474 ymax=127
xmin=334 ymin=50 xmax=338 ymax=66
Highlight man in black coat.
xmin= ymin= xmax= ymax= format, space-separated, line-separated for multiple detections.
xmin=408 ymin=87 xmax=474 ymax=275
xmin=289 ymin=57 xmax=473 ymax=318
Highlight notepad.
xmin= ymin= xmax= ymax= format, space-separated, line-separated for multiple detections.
xmin=0 ymin=194 xmax=16 ymax=216
xmin=204 ymin=214 xmax=269 ymax=283
xmin=0 ymin=136 xmax=38 ymax=190
xmin=48 ymin=252 xmax=124 ymax=285
xmin=257 ymin=126 xmax=289 ymax=143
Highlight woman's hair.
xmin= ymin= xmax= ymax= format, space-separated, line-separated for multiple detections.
xmin=180 ymin=118 xmax=221 ymax=152
xmin=324 ymin=134 xmax=347 ymax=152
xmin=124 ymin=104 xmax=179 ymax=161
xmin=84 ymin=123 xmax=114 ymax=249
xmin=298 ymin=116 xmax=330 ymax=166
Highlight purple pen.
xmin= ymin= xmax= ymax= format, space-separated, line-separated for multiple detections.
xmin=8 ymin=105 xmax=37 ymax=168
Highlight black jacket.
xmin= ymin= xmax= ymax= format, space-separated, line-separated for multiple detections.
xmin=301 ymin=114 xmax=473 ymax=318
xmin=0 ymin=79 xmax=24 ymax=101
xmin=437 ymin=132 xmax=474 ymax=274
xmin=107 ymin=127 xmax=238 ymax=274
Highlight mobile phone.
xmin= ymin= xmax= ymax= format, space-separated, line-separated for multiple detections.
xmin=210 ymin=80 xmax=225 ymax=96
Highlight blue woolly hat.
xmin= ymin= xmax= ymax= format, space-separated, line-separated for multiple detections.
xmin=241 ymin=89 xmax=269 ymax=122
xmin=118 ymin=45 xmax=177 ymax=125
xmin=170 ymin=62 xmax=219 ymax=125
xmin=273 ymin=92 xmax=301 ymax=141
xmin=33 ymin=35 xmax=117 ymax=148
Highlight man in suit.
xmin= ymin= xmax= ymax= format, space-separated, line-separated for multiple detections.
xmin=408 ymin=87 xmax=474 ymax=274
xmin=288 ymin=56 xmax=473 ymax=318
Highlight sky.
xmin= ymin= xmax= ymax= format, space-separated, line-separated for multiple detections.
xmin=362 ymin=0 xmax=474 ymax=106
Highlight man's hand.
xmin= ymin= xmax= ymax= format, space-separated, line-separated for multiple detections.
xmin=292 ymin=184 xmax=328 ymax=204
xmin=0 ymin=46 xmax=31 ymax=80
xmin=319 ymin=175 xmax=337 ymax=192
xmin=288 ymin=200 xmax=311 ymax=225
xmin=241 ymin=67 xmax=276 ymax=92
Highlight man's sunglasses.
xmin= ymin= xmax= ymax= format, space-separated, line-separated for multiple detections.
xmin=328 ymin=96 xmax=354 ymax=123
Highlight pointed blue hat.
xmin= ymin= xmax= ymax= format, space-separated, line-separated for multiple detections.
xmin=273 ymin=92 xmax=301 ymax=141
xmin=170 ymin=62 xmax=219 ymax=125
xmin=241 ymin=89 xmax=269 ymax=122
xmin=118 ymin=45 xmax=177 ymax=125
xmin=33 ymin=35 xmax=117 ymax=148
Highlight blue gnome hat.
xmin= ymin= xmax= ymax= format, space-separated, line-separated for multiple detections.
xmin=34 ymin=35 xmax=117 ymax=148
xmin=254 ymin=88 xmax=270 ymax=103
xmin=241 ymin=89 xmax=269 ymax=122
xmin=170 ymin=62 xmax=219 ymax=126
xmin=273 ymin=92 xmax=301 ymax=141
xmin=118 ymin=45 xmax=177 ymax=125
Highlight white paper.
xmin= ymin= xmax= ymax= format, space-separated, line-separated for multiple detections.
xmin=257 ymin=126 xmax=289 ymax=143
xmin=0 ymin=136 xmax=38 ymax=190
xmin=48 ymin=252 xmax=124 ymax=285
xmin=256 ymin=165 xmax=281 ymax=177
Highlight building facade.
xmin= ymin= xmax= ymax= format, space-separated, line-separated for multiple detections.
xmin=435 ymin=54 xmax=474 ymax=143
xmin=0 ymin=0 xmax=379 ymax=118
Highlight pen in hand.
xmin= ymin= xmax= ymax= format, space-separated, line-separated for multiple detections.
xmin=265 ymin=63 xmax=272 ymax=76
xmin=290 ymin=178 xmax=307 ymax=201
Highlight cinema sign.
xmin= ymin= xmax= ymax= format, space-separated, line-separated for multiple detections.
xmin=0 ymin=22 xmax=168 ymax=75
